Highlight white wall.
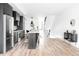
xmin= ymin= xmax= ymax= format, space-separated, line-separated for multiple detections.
xmin=45 ymin=16 xmax=55 ymax=30
xmin=25 ymin=17 xmax=32 ymax=30
xmin=51 ymin=4 xmax=79 ymax=48
xmin=32 ymin=17 xmax=39 ymax=30
xmin=25 ymin=16 xmax=39 ymax=30
xmin=44 ymin=16 xmax=55 ymax=38
xmin=25 ymin=15 xmax=55 ymax=31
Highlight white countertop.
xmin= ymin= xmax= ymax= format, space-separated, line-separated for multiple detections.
xmin=14 ymin=30 xmax=23 ymax=32
xmin=28 ymin=30 xmax=39 ymax=33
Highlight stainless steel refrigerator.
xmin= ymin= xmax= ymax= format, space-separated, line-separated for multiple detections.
xmin=3 ymin=14 xmax=14 ymax=53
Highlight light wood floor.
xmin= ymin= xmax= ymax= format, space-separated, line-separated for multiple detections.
xmin=0 ymin=38 xmax=79 ymax=56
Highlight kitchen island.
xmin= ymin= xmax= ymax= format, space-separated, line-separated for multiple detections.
xmin=27 ymin=31 xmax=39 ymax=49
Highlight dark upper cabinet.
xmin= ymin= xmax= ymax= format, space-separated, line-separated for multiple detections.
xmin=13 ymin=11 xmax=16 ymax=20
xmin=14 ymin=20 xmax=18 ymax=26
xmin=1 ymin=3 xmax=12 ymax=16
xmin=13 ymin=11 xmax=20 ymax=27
xmin=19 ymin=16 xmax=23 ymax=30
xmin=13 ymin=11 xmax=20 ymax=21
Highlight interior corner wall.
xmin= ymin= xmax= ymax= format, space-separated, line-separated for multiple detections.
xmin=51 ymin=4 xmax=79 ymax=48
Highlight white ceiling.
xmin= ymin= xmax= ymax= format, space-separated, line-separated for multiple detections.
xmin=13 ymin=3 xmax=72 ymax=17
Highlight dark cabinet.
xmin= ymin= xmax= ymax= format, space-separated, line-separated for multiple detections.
xmin=0 ymin=4 xmax=4 ymax=53
xmin=0 ymin=3 xmax=12 ymax=16
xmin=64 ymin=32 xmax=69 ymax=39
xmin=13 ymin=11 xmax=20 ymax=29
xmin=6 ymin=34 xmax=12 ymax=51
xmin=3 ymin=3 xmax=12 ymax=16
xmin=72 ymin=34 xmax=77 ymax=42
xmin=13 ymin=11 xmax=24 ymax=30
xmin=14 ymin=31 xmax=18 ymax=44
xmin=19 ymin=16 xmax=23 ymax=30
xmin=19 ymin=30 xmax=25 ymax=39
xmin=28 ymin=33 xmax=36 ymax=49
xmin=28 ymin=33 xmax=39 ymax=49
xmin=13 ymin=11 xmax=20 ymax=21
xmin=13 ymin=11 xmax=16 ymax=20
xmin=64 ymin=32 xmax=77 ymax=42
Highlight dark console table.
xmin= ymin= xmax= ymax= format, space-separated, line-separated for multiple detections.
xmin=64 ymin=31 xmax=77 ymax=42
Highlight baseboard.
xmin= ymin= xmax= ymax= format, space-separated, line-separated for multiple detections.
xmin=49 ymin=35 xmax=63 ymax=39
